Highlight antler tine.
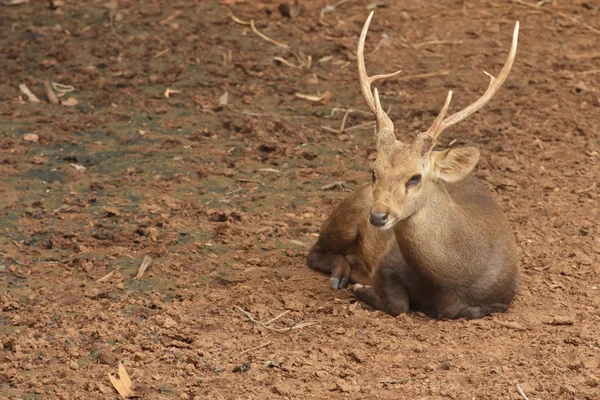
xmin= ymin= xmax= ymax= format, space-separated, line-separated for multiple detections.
xmin=357 ymin=11 xmax=403 ymax=115
xmin=427 ymin=90 xmax=453 ymax=139
xmin=437 ymin=21 xmax=519 ymax=136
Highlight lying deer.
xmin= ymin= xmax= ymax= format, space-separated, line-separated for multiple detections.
xmin=307 ymin=12 xmax=520 ymax=319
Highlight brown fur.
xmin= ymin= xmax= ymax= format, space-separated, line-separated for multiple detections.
xmin=307 ymin=12 xmax=520 ymax=319
xmin=308 ymin=166 xmax=520 ymax=319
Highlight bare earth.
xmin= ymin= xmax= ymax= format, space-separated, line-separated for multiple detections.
xmin=0 ymin=0 xmax=599 ymax=399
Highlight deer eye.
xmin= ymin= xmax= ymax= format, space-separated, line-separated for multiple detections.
xmin=371 ymin=170 xmax=377 ymax=182
xmin=406 ymin=174 xmax=422 ymax=188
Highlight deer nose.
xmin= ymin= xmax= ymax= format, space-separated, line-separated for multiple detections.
xmin=369 ymin=212 xmax=388 ymax=227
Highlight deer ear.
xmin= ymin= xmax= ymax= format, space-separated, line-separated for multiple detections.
xmin=430 ymin=147 xmax=480 ymax=183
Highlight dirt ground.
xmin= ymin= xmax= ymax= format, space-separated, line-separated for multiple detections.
xmin=0 ymin=0 xmax=598 ymax=399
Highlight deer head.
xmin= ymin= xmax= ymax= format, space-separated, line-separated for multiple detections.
xmin=358 ymin=12 xmax=519 ymax=228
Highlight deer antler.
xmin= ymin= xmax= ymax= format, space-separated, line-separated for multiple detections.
xmin=427 ymin=22 xmax=519 ymax=139
xmin=357 ymin=11 xmax=402 ymax=143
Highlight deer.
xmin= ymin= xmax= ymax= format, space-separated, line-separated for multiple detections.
xmin=307 ymin=12 xmax=520 ymax=319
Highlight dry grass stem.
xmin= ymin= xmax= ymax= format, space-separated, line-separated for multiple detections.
xmin=259 ymin=168 xmax=280 ymax=173
xmin=492 ymin=319 xmax=528 ymax=331
xmin=288 ymin=239 xmax=307 ymax=247
xmin=234 ymin=306 xmax=316 ymax=333
xmin=153 ymin=48 xmax=170 ymax=58
xmin=396 ymin=71 xmax=450 ymax=81
xmin=159 ymin=10 xmax=182 ymax=26
xmin=321 ymin=181 xmax=346 ymax=191
xmin=321 ymin=109 xmax=353 ymax=133
xmin=51 ymin=82 xmax=75 ymax=93
xmin=273 ymin=56 xmax=298 ymax=68
xmin=575 ymin=182 xmax=596 ymax=194
xmin=250 ymin=19 xmax=289 ymax=48
xmin=237 ymin=178 xmax=265 ymax=185
xmin=135 ymin=255 xmax=152 ymax=279
xmin=576 ymin=69 xmax=600 ymax=76
xmin=344 ymin=120 xmax=376 ymax=132
xmin=263 ymin=310 xmax=290 ymax=325
xmin=226 ymin=184 xmax=242 ymax=195
xmin=239 ymin=341 xmax=272 ymax=356
xmin=241 ymin=111 xmax=310 ymax=119
xmin=229 ymin=10 xmax=251 ymax=25
xmin=516 ymin=383 xmax=530 ymax=400
xmin=414 ymin=40 xmax=463 ymax=49
xmin=380 ymin=376 xmax=427 ymax=384
xmin=511 ymin=0 xmax=600 ymax=35
xmin=96 ymin=270 xmax=115 ymax=283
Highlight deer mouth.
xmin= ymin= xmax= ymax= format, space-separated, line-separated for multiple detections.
xmin=374 ymin=218 xmax=397 ymax=230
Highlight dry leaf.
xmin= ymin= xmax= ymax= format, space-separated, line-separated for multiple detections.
xmin=109 ymin=362 xmax=133 ymax=398
xmin=218 ymin=91 xmax=229 ymax=107
xmin=61 ymin=97 xmax=79 ymax=107
xmin=295 ymin=90 xmax=331 ymax=103
xmin=23 ymin=133 xmax=39 ymax=143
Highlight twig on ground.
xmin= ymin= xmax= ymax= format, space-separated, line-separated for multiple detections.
xmin=0 ymin=252 xmax=26 ymax=266
xmin=575 ymin=182 xmax=596 ymax=194
xmin=154 ymin=48 xmax=170 ymax=58
xmin=273 ymin=56 xmax=298 ymax=68
xmin=516 ymin=382 xmax=530 ymax=400
xmin=263 ymin=310 xmax=290 ymax=325
xmin=344 ymin=120 xmax=376 ymax=132
xmin=19 ymin=84 xmax=41 ymax=103
xmin=396 ymin=71 xmax=450 ymax=82
xmin=250 ymin=19 xmax=289 ymax=48
xmin=234 ymin=306 xmax=316 ymax=333
xmin=159 ymin=10 xmax=182 ymax=26
xmin=413 ymin=40 xmax=462 ymax=49
xmin=226 ymin=184 xmax=242 ymax=195
xmin=492 ymin=319 xmax=528 ymax=331
xmin=239 ymin=341 xmax=272 ymax=356
xmin=330 ymin=108 xmax=372 ymax=117
xmin=135 ymin=255 xmax=152 ymax=279
xmin=511 ymin=0 xmax=600 ymax=35
xmin=228 ymin=10 xmax=251 ymax=25
xmin=259 ymin=168 xmax=280 ymax=173
xmin=237 ymin=178 xmax=265 ymax=185
xmin=96 ymin=270 xmax=115 ymax=283
xmin=321 ymin=109 xmax=353 ymax=133
xmin=321 ymin=181 xmax=346 ymax=190
xmin=241 ymin=111 xmax=310 ymax=119
xmin=380 ymin=376 xmax=427 ymax=384
xmin=44 ymin=81 xmax=59 ymax=104
xmin=566 ymin=52 xmax=600 ymax=61
xmin=576 ymin=69 xmax=600 ymax=77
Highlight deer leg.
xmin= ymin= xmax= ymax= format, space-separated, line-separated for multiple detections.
xmin=307 ymin=251 xmax=352 ymax=290
xmin=353 ymin=274 xmax=410 ymax=317
xmin=352 ymin=284 xmax=386 ymax=310
xmin=453 ymin=303 xmax=509 ymax=319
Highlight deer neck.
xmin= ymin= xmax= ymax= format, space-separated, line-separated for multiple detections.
xmin=393 ymin=181 xmax=473 ymax=267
